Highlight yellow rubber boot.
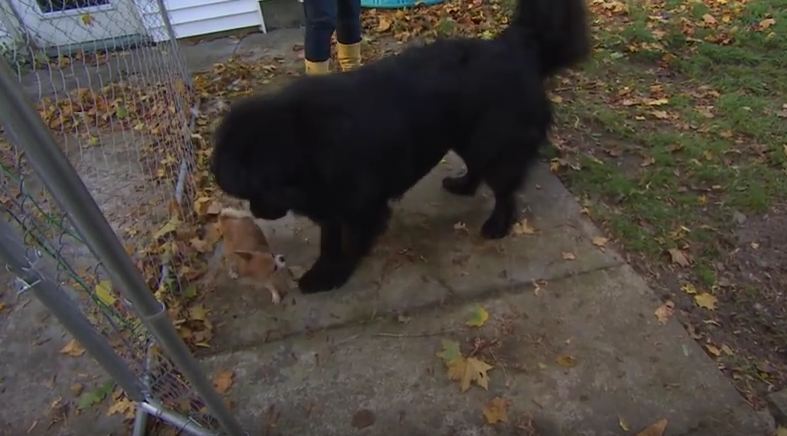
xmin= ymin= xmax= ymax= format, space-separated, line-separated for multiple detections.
xmin=305 ymin=59 xmax=330 ymax=75
xmin=336 ymin=42 xmax=362 ymax=72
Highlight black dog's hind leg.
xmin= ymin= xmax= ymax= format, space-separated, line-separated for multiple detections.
xmin=299 ymin=206 xmax=390 ymax=293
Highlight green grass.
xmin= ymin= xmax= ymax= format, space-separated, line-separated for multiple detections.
xmin=557 ymin=0 xmax=787 ymax=272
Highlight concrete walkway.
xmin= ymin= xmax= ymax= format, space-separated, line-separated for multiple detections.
xmin=187 ymin=28 xmax=772 ymax=435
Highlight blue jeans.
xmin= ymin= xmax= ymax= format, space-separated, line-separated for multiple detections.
xmin=303 ymin=0 xmax=361 ymax=62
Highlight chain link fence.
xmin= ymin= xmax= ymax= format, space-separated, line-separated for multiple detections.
xmin=0 ymin=1 xmax=241 ymax=434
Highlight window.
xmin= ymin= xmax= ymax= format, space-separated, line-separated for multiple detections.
xmin=36 ymin=0 xmax=110 ymax=14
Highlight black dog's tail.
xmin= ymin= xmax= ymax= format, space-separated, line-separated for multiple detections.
xmin=505 ymin=0 xmax=590 ymax=76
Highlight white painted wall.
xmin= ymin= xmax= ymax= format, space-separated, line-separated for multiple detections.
xmin=139 ymin=0 xmax=265 ymax=42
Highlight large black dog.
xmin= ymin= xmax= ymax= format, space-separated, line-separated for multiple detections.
xmin=211 ymin=0 xmax=590 ymax=293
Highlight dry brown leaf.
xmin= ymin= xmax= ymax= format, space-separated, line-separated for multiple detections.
xmin=377 ymin=16 xmax=393 ymax=32
xmin=637 ymin=418 xmax=668 ymax=436
xmin=107 ymin=397 xmax=136 ymax=419
xmin=447 ymin=357 xmax=493 ymax=392
xmin=592 ymin=236 xmax=609 ymax=247
xmin=561 ymin=252 xmax=576 ymax=261
xmin=758 ymin=18 xmax=776 ymax=30
xmin=651 ymin=110 xmax=669 ymax=120
xmin=654 ymin=300 xmax=675 ymax=324
xmin=482 ymin=397 xmax=509 ymax=424
xmin=556 ymin=355 xmax=577 ymax=368
xmin=60 ymin=339 xmax=86 ymax=357
xmin=702 ymin=14 xmax=717 ymax=25
xmin=668 ymin=248 xmax=691 ymax=267
xmin=704 ymin=344 xmax=721 ymax=357
xmin=619 ymin=415 xmax=631 ymax=432
xmin=694 ymin=293 xmax=718 ymax=310
xmin=212 ymin=370 xmax=234 ymax=394
xmin=512 ymin=218 xmax=536 ymax=236
xmin=640 ymin=157 xmax=656 ymax=167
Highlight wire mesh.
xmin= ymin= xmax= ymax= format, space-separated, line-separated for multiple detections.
xmin=0 ymin=0 xmax=219 ymax=431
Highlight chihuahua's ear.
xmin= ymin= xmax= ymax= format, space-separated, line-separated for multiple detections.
xmin=233 ymin=250 xmax=255 ymax=262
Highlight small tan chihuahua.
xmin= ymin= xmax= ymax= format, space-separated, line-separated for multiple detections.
xmin=218 ymin=207 xmax=289 ymax=304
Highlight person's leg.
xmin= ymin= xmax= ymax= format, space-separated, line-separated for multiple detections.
xmin=303 ymin=0 xmax=336 ymax=74
xmin=335 ymin=0 xmax=362 ymax=71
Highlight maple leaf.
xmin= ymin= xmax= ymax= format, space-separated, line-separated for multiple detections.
xmin=448 ymin=357 xmax=493 ymax=392
xmin=654 ymin=300 xmax=675 ymax=324
xmin=681 ymin=283 xmax=698 ymax=295
xmin=482 ymin=397 xmax=509 ymax=424
xmin=466 ymin=305 xmax=489 ymax=328
xmin=667 ymin=248 xmax=691 ymax=267
xmin=637 ymin=418 xmax=668 ymax=436
xmin=60 ymin=339 xmax=86 ymax=357
xmin=212 ymin=370 xmax=234 ymax=394
xmin=694 ymin=293 xmax=718 ymax=310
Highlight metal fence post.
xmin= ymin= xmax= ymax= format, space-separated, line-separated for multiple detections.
xmin=0 ymin=60 xmax=245 ymax=436
xmin=0 ymin=219 xmax=146 ymax=403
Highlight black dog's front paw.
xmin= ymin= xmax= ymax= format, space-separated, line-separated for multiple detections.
xmin=481 ymin=214 xmax=514 ymax=239
xmin=298 ymin=259 xmax=353 ymax=293
xmin=442 ymin=175 xmax=478 ymax=196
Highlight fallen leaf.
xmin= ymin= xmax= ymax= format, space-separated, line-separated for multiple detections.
xmin=436 ymin=340 xmax=462 ymax=363
xmin=107 ymin=397 xmax=136 ymax=419
xmin=482 ymin=397 xmax=509 ymax=424
xmin=81 ymin=13 xmax=95 ymax=26
xmin=94 ymin=280 xmax=116 ymax=306
xmin=640 ymin=157 xmax=656 ymax=167
xmin=70 ymin=383 xmax=84 ymax=396
xmin=153 ymin=216 xmax=180 ymax=240
xmin=704 ymin=344 xmax=721 ymax=357
xmin=668 ymin=248 xmax=691 ymax=267
xmin=60 ymin=339 xmax=86 ymax=357
xmin=189 ymin=304 xmax=209 ymax=322
xmin=592 ymin=236 xmax=609 ymax=247
xmin=758 ymin=18 xmax=776 ymax=30
xmin=512 ymin=218 xmax=536 ymax=235
xmin=549 ymin=94 xmax=564 ymax=104
xmin=555 ymin=355 xmax=577 ymax=368
xmin=351 ymin=409 xmax=376 ymax=429
xmin=694 ymin=293 xmax=718 ymax=310
xmin=721 ymin=344 xmax=734 ymax=355
xmin=77 ymin=381 xmax=114 ymax=410
xmin=377 ymin=16 xmax=392 ymax=32
xmin=561 ymin=252 xmax=576 ymax=261
xmin=654 ymin=300 xmax=675 ymax=324
xmin=645 ymin=98 xmax=669 ymax=106
xmin=466 ymin=305 xmax=489 ymax=328
xmin=636 ymin=418 xmax=668 ymax=436
xmin=651 ymin=110 xmax=669 ymax=120
xmin=702 ymin=14 xmax=717 ymax=25
xmin=447 ymin=357 xmax=493 ymax=392
xmin=681 ymin=283 xmax=698 ymax=295
xmin=212 ymin=370 xmax=234 ymax=394
xmin=619 ymin=415 xmax=631 ymax=432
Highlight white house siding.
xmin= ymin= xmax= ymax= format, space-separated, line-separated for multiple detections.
xmin=138 ymin=0 xmax=265 ymax=42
